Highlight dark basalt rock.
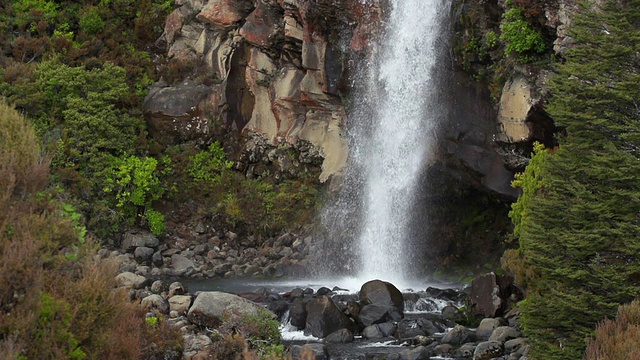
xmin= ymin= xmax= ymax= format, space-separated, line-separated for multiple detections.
xmin=305 ymin=295 xmax=352 ymax=338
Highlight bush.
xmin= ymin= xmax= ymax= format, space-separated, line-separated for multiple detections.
xmin=103 ymin=155 xmax=168 ymax=235
xmin=79 ymin=7 xmax=105 ymax=36
xmin=585 ymin=299 xmax=640 ymax=360
xmin=500 ymin=7 xmax=546 ymax=59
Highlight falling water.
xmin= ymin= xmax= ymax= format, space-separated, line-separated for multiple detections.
xmin=318 ymin=0 xmax=451 ymax=287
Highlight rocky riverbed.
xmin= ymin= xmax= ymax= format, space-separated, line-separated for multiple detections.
xmin=102 ymin=230 xmax=528 ymax=359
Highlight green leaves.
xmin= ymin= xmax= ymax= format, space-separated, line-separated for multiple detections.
xmin=500 ymin=7 xmax=546 ymax=60
xmin=509 ymin=1 xmax=640 ymax=358
xmin=104 ymin=155 xmax=166 ymax=235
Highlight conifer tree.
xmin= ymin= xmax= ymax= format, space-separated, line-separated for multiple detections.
xmin=509 ymin=0 xmax=640 ymax=358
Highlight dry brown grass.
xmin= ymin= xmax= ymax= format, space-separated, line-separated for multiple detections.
xmin=0 ymin=99 xmax=154 ymax=359
xmin=585 ymin=299 xmax=640 ymax=360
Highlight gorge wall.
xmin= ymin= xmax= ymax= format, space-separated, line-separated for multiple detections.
xmin=143 ymin=0 xmax=582 ymax=273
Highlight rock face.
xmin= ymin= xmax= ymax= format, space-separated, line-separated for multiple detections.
xmin=470 ymin=272 xmax=514 ymax=318
xmin=187 ymin=291 xmax=271 ymax=326
xmin=145 ymin=0 xmax=371 ymax=182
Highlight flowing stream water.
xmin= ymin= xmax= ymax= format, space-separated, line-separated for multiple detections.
xmin=319 ymin=0 xmax=451 ymax=287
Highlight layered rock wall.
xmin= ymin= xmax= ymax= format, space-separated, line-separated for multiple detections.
xmin=144 ymin=0 xmax=386 ymax=182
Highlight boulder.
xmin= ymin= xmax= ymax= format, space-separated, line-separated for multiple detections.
xmin=134 ymin=246 xmax=154 ymax=264
xmin=150 ymin=280 xmax=165 ymax=294
xmin=453 ymin=343 xmax=476 ymax=358
xmin=378 ymin=322 xmax=397 ymax=337
xmin=362 ymin=324 xmax=383 ymax=339
xmin=171 ymin=254 xmax=195 ymax=273
xmin=504 ymin=337 xmax=529 ymax=354
xmin=289 ymin=297 xmax=307 ymax=329
xmin=441 ymin=325 xmax=476 ymax=346
xmin=305 ymin=295 xmax=352 ymax=338
xmin=476 ymin=317 xmax=508 ymax=341
xmin=115 ymin=272 xmax=148 ymax=289
xmin=187 ymin=291 xmax=272 ymax=327
xmin=325 ymin=328 xmax=354 ymax=343
xmin=121 ymin=230 xmax=159 ymax=252
xmin=168 ymin=281 xmax=188 ymax=297
xmin=357 ymin=304 xmax=400 ymax=327
xmin=473 ymin=340 xmax=504 ymax=360
xmin=141 ymin=294 xmax=170 ymax=314
xmin=169 ymin=295 xmax=193 ymax=315
xmin=359 ymin=280 xmax=404 ymax=317
xmin=470 ymin=272 xmax=513 ymax=318
xmin=489 ymin=326 xmax=521 ymax=343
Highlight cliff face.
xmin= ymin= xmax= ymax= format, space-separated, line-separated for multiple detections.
xmin=143 ymin=0 xmax=540 ymax=198
xmin=143 ymin=0 xmax=386 ymax=182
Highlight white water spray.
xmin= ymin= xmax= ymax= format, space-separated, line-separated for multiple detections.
xmin=346 ymin=0 xmax=451 ymax=285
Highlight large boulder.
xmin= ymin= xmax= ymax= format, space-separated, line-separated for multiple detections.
xmin=359 ymin=280 xmax=404 ymax=318
xmin=305 ymin=295 xmax=352 ymax=338
xmin=187 ymin=291 xmax=272 ymax=327
xmin=470 ymin=272 xmax=514 ymax=318
xmin=357 ymin=304 xmax=401 ymax=327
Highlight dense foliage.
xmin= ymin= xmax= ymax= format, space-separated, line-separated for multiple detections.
xmin=505 ymin=1 xmax=640 ymax=358
xmin=0 ymin=101 xmax=185 ymax=359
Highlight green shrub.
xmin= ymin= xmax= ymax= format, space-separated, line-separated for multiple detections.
xmin=79 ymin=7 xmax=105 ymax=35
xmin=500 ymin=7 xmax=545 ymax=59
xmin=188 ymin=142 xmax=234 ymax=184
xmin=103 ymin=155 xmax=167 ymax=235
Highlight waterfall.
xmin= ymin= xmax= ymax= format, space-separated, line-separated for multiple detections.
xmin=317 ymin=0 xmax=451 ymax=287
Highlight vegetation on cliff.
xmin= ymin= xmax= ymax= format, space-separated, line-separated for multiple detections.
xmin=505 ymin=0 xmax=640 ymax=358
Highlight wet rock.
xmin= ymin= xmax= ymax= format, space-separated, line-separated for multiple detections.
xmin=290 ymin=297 xmax=307 ymax=329
xmin=305 ymin=295 xmax=352 ymax=338
xmin=362 ymin=324 xmax=384 ymax=339
xmin=325 ymin=328 xmax=354 ymax=343
xmin=470 ymin=272 xmax=513 ymax=318
xmin=358 ymin=304 xmax=401 ymax=327
xmin=453 ymin=343 xmax=476 ymax=358
xmin=473 ymin=340 xmax=504 ymax=360
xmin=378 ymin=322 xmax=397 ymax=337
xmin=187 ymin=291 xmax=272 ymax=327
xmin=291 ymin=343 xmax=327 ymax=360
xmin=400 ymin=346 xmax=430 ymax=360
xmin=434 ymin=344 xmax=454 ymax=357
xmin=359 ymin=280 xmax=404 ymax=318
xmin=441 ymin=305 xmax=463 ymax=322
xmin=141 ymin=294 xmax=170 ymax=314
xmin=441 ymin=325 xmax=476 ymax=346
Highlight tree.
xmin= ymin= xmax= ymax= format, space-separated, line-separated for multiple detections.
xmin=508 ymin=1 xmax=640 ymax=358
